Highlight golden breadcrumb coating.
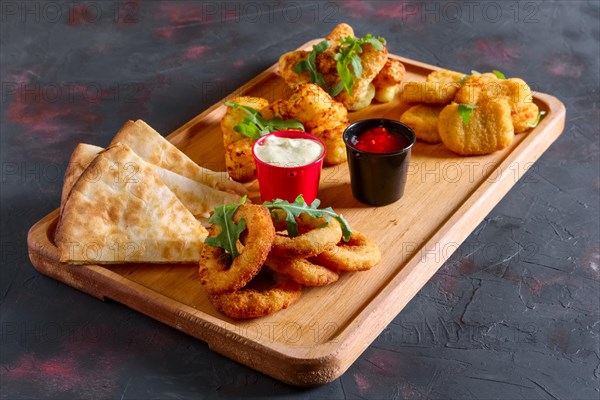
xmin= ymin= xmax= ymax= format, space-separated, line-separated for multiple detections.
xmin=400 ymin=104 xmax=445 ymax=143
xmin=438 ymin=100 xmax=515 ymax=156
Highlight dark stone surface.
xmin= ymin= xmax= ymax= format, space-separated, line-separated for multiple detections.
xmin=1 ymin=1 xmax=598 ymax=399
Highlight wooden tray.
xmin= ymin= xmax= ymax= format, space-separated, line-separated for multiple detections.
xmin=27 ymin=40 xmax=565 ymax=386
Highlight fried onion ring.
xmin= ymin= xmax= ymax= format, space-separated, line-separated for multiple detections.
xmin=265 ymin=256 xmax=339 ymax=286
xmin=209 ymin=273 xmax=302 ymax=319
xmin=270 ymin=213 xmax=342 ymax=259
xmin=199 ymin=204 xmax=275 ymax=294
xmin=315 ymin=231 xmax=381 ymax=271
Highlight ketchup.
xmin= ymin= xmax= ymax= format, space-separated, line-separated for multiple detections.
xmin=352 ymin=126 xmax=408 ymax=153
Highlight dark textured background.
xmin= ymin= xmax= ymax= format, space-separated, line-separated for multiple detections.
xmin=1 ymin=1 xmax=599 ymax=399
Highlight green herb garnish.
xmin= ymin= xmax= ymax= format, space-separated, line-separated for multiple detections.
xmin=293 ymin=40 xmax=330 ymax=89
xmin=460 ymin=69 xmax=507 ymax=84
xmin=263 ymin=195 xmax=352 ymax=242
xmin=332 ymin=34 xmax=386 ymax=96
xmin=224 ymin=102 xmax=304 ymax=140
xmin=457 ymin=104 xmax=477 ymax=125
xmin=204 ymin=196 xmax=247 ymax=258
xmin=526 ymin=110 xmax=546 ymax=128
xmin=492 ymin=69 xmax=506 ymax=79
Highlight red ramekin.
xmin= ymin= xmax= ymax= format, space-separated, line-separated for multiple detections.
xmin=252 ymin=130 xmax=326 ymax=203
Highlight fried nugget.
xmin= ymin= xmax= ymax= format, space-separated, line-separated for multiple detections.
xmin=401 ymin=81 xmax=459 ymax=104
xmin=512 ymin=101 xmax=540 ymax=133
xmin=221 ymin=97 xmax=269 ymax=147
xmin=224 ymin=137 xmax=256 ymax=182
xmin=425 ymin=69 xmax=466 ymax=98
xmin=427 ymin=69 xmax=466 ymax=85
xmin=454 ymin=74 xmax=504 ymax=105
xmin=455 ymin=75 xmax=535 ymax=133
xmin=400 ymin=104 xmax=445 ymax=144
xmin=372 ymin=58 xmax=406 ymax=103
xmin=438 ymin=100 xmax=514 ymax=156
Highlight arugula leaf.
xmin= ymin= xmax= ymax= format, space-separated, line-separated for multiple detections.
xmin=457 ymin=104 xmax=477 ymax=125
xmin=329 ymin=81 xmax=344 ymax=97
xmin=364 ymin=35 xmax=386 ymax=50
xmin=332 ymin=34 xmax=386 ymax=96
xmin=526 ymin=110 xmax=546 ymax=128
xmin=492 ymin=69 xmax=506 ymax=79
xmin=263 ymin=195 xmax=352 ymax=242
xmin=224 ymin=102 xmax=304 ymax=140
xmin=267 ymin=117 xmax=304 ymax=132
xmin=293 ymin=40 xmax=330 ymax=89
xmin=204 ymin=196 xmax=248 ymax=258
xmin=461 ymin=69 xmax=508 ymax=84
xmin=350 ymin=53 xmax=363 ymax=78
xmin=459 ymin=70 xmax=481 ymax=84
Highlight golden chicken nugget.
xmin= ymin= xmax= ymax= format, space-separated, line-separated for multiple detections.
xmin=221 ymin=97 xmax=269 ymax=147
xmin=512 ymin=101 xmax=540 ymax=133
xmin=401 ymin=81 xmax=459 ymax=104
xmin=503 ymin=78 xmax=534 ymax=105
xmin=438 ymin=100 xmax=514 ymax=156
xmin=453 ymin=74 xmax=504 ymax=105
xmin=455 ymin=75 xmax=535 ymax=131
xmin=225 ymin=137 xmax=256 ymax=182
xmin=400 ymin=104 xmax=445 ymax=144
xmin=426 ymin=69 xmax=466 ymax=85
xmin=373 ymin=59 xmax=406 ymax=103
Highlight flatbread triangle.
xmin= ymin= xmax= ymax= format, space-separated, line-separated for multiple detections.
xmin=60 ymin=143 xmax=240 ymax=220
xmin=56 ymin=142 xmax=207 ymax=264
xmin=111 ymin=120 xmax=230 ymax=188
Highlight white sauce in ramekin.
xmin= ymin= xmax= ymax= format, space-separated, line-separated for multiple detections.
xmin=255 ymin=136 xmax=323 ymax=167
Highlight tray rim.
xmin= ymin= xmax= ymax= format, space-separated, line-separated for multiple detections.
xmin=27 ymin=41 xmax=566 ymax=386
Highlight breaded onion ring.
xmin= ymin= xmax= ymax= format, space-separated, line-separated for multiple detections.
xmin=265 ymin=256 xmax=339 ymax=287
xmin=271 ymin=213 xmax=342 ymax=259
xmin=209 ymin=274 xmax=302 ymax=319
xmin=315 ymin=231 xmax=381 ymax=271
xmin=199 ymin=204 xmax=275 ymax=294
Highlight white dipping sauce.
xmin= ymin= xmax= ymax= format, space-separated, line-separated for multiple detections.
xmin=255 ymin=136 xmax=323 ymax=167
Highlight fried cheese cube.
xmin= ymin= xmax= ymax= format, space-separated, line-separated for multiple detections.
xmin=400 ymin=104 xmax=445 ymax=144
xmin=278 ymin=50 xmax=311 ymax=89
xmin=438 ymin=100 xmax=515 ymax=156
xmin=221 ymin=97 xmax=269 ymax=147
xmin=224 ymin=137 xmax=256 ymax=182
xmin=372 ymin=59 xmax=406 ymax=103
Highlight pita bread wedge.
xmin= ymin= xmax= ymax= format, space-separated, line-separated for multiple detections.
xmin=111 ymin=120 xmax=247 ymax=194
xmin=61 ymin=144 xmax=103 ymax=212
xmin=149 ymin=166 xmax=240 ymax=220
xmin=56 ymin=142 xmax=207 ymax=264
xmin=60 ymin=144 xmax=241 ymax=222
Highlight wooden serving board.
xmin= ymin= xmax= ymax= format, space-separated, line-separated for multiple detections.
xmin=27 ymin=40 xmax=565 ymax=386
